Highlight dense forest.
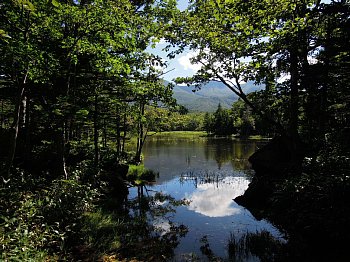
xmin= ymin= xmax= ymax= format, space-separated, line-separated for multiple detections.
xmin=1 ymin=0 xmax=349 ymax=261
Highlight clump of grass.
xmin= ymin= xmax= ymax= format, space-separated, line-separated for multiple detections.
xmin=127 ymin=164 xmax=158 ymax=185
xmin=81 ymin=210 xmax=124 ymax=254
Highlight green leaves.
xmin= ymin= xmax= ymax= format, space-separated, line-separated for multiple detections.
xmin=51 ymin=0 xmax=60 ymax=8
xmin=0 ymin=29 xmax=11 ymax=39
xmin=13 ymin=0 xmax=36 ymax=12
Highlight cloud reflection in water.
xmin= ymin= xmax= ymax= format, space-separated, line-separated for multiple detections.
xmin=187 ymin=177 xmax=250 ymax=217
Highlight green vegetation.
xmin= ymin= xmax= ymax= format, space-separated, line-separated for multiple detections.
xmin=1 ymin=172 xmax=98 ymax=261
xmin=144 ymin=107 xmax=205 ymax=132
xmin=0 ymin=0 xmax=183 ymax=260
xmin=0 ymin=0 xmax=349 ymax=260
xmin=204 ymin=103 xmax=234 ymax=136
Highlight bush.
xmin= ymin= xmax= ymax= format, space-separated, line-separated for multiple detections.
xmin=0 ymin=172 xmax=98 ymax=260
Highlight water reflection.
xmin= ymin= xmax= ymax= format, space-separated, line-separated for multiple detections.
xmin=203 ymin=138 xmax=263 ymax=171
xmin=140 ymin=135 xmax=283 ymax=260
xmin=143 ymin=137 xmax=267 ymax=184
xmin=187 ymin=177 xmax=250 ymax=217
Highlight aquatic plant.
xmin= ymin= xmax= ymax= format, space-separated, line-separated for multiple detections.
xmin=227 ymin=230 xmax=285 ymax=262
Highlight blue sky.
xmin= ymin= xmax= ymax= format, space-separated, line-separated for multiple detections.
xmin=146 ymin=0 xmax=192 ymax=83
xmin=146 ymin=39 xmax=198 ymax=83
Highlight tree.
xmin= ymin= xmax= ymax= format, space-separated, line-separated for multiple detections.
xmin=0 ymin=0 xmax=39 ymax=177
xmin=0 ymin=0 xmax=178 ymax=178
xmin=165 ymin=0 xmax=286 ymax=134
xmin=231 ymin=99 xmax=255 ymax=137
xmin=203 ymin=112 xmax=213 ymax=134
xmin=165 ymin=0 xmax=349 ymax=167
xmin=212 ymin=103 xmax=233 ymax=136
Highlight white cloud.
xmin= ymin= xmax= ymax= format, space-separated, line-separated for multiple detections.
xmin=177 ymin=51 xmax=202 ymax=72
xmin=186 ymin=177 xmax=250 ymax=217
xmin=176 ymin=50 xmax=246 ymax=86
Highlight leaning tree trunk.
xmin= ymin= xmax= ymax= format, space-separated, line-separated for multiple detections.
xmin=135 ymin=102 xmax=145 ymax=163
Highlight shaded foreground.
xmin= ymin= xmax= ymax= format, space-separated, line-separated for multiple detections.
xmin=0 ymin=166 xmax=190 ymax=261
xmin=235 ymin=136 xmax=350 ymax=262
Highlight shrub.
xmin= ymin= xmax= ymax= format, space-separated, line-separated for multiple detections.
xmin=0 ymin=172 xmax=98 ymax=260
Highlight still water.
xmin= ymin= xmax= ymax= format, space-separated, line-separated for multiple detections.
xmin=130 ymin=134 xmax=285 ymax=261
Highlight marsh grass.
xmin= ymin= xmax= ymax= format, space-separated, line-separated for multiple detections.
xmin=227 ymin=230 xmax=285 ymax=262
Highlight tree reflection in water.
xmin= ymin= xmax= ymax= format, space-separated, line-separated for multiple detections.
xmin=123 ymin=185 xmax=189 ymax=260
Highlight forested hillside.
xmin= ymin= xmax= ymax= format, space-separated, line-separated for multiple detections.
xmin=172 ymin=81 xmax=262 ymax=112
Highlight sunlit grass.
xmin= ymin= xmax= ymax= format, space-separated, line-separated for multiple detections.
xmin=149 ymin=131 xmax=207 ymax=138
xmin=127 ymin=164 xmax=158 ymax=185
xmin=247 ymin=135 xmax=272 ymax=140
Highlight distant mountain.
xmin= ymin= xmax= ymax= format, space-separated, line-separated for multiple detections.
xmin=171 ymin=81 xmax=263 ymax=112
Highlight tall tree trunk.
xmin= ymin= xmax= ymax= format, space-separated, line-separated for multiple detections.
xmin=289 ymin=48 xmax=299 ymax=139
xmin=24 ymin=94 xmax=32 ymax=169
xmin=4 ymin=82 xmax=26 ymax=178
xmin=102 ymin=118 xmax=107 ymax=148
xmin=94 ymin=93 xmax=99 ymax=169
xmin=319 ymin=18 xmax=331 ymax=139
xmin=60 ymin=122 xmax=68 ymax=179
xmin=116 ymin=105 xmax=121 ymax=158
xmin=288 ymin=47 xmax=302 ymax=168
xmin=57 ymin=56 xmax=74 ymax=179
xmin=122 ymin=109 xmax=127 ymax=153
xmin=1 ymin=99 xmax=4 ymax=129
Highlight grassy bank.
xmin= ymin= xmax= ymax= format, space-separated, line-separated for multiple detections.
xmin=148 ymin=131 xmax=207 ymax=139
xmin=148 ymin=131 xmax=270 ymax=140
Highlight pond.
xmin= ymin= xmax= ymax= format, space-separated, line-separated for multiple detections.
xmin=129 ymin=134 xmax=285 ymax=261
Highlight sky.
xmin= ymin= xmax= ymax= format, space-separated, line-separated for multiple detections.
xmin=146 ymin=0 xmax=193 ymax=83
